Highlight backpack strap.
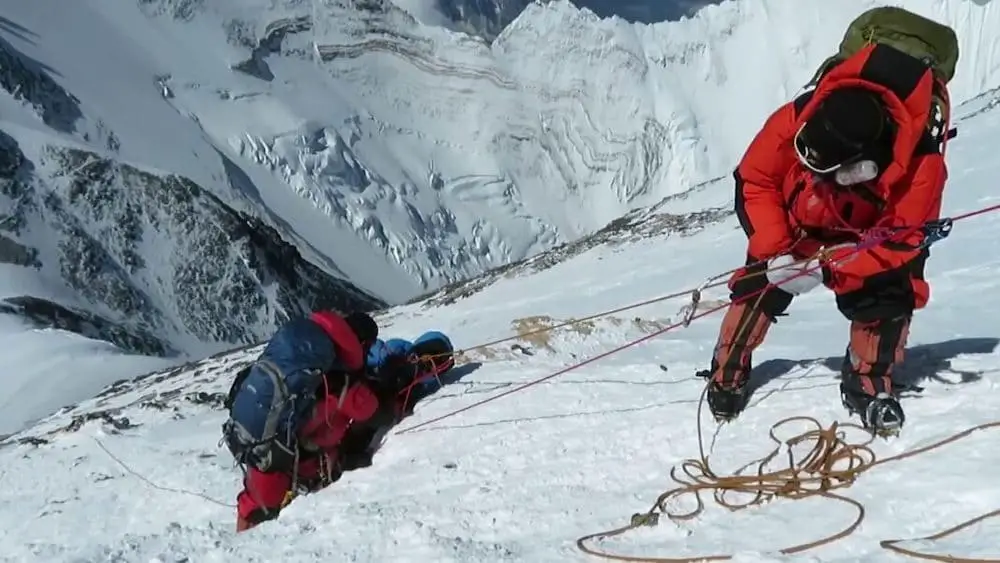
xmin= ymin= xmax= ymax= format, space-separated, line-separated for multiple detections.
xmin=803 ymin=55 xmax=843 ymax=91
xmin=224 ymin=360 xmax=296 ymax=452
xmin=224 ymin=363 xmax=254 ymax=411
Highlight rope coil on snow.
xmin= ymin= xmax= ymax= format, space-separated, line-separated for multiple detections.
xmin=572 ymin=206 xmax=1000 ymax=562
xmin=575 ymin=413 xmax=1000 ymax=562
xmin=395 ymin=203 xmax=1000 ymax=560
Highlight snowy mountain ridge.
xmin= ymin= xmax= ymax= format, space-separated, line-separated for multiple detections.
xmin=5 ymin=78 xmax=1000 ymax=560
xmin=3 ymin=0 xmax=1000 ymax=472
xmin=5 ymin=0 xmax=1000 ymax=311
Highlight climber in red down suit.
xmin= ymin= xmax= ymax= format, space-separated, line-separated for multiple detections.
xmin=702 ymin=43 xmax=952 ymax=435
xmin=222 ymin=310 xmax=397 ymax=532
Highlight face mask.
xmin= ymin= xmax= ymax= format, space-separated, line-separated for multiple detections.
xmin=833 ymin=160 xmax=878 ymax=186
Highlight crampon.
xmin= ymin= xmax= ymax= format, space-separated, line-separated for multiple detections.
xmin=843 ymin=390 xmax=905 ymax=438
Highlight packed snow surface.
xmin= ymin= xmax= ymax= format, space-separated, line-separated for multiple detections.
xmin=3 ymin=70 xmax=1000 ymax=561
xmin=4 ymin=0 xmax=1000 ymax=438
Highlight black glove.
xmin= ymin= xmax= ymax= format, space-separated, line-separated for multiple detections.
xmin=341 ymin=449 xmax=374 ymax=471
xmin=339 ymin=419 xmax=389 ymax=471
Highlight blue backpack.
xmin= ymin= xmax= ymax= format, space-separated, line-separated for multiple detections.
xmin=221 ymin=318 xmax=342 ymax=473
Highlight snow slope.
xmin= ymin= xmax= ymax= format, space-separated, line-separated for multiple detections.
xmin=4 ymin=0 xmax=1000 ymax=432
xmin=4 ymin=81 xmax=1000 ymax=561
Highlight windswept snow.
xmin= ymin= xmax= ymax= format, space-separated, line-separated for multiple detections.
xmin=0 ymin=315 xmax=175 ymax=437
xmin=4 ymin=81 xmax=1000 ymax=561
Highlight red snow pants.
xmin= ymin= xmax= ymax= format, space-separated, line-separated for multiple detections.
xmin=236 ymin=382 xmax=378 ymax=530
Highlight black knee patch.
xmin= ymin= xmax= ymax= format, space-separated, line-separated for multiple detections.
xmin=245 ymin=506 xmax=280 ymax=525
xmin=836 ymin=270 xmax=915 ymax=323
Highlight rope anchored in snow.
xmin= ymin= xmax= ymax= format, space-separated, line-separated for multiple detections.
xmin=419 ymin=204 xmax=992 ymax=371
xmin=576 ymin=416 xmax=1000 ymax=562
xmin=881 ymin=508 xmax=1000 ymax=562
xmin=399 ymin=203 xmax=996 ymax=434
xmin=93 ymin=436 xmax=235 ymax=508
xmin=407 ymin=253 xmax=821 ymax=367
xmin=396 ymin=235 xmax=885 ymax=435
xmin=393 ymin=203 xmax=1000 ymax=561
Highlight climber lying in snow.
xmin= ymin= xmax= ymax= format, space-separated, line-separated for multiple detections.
xmin=339 ymin=330 xmax=456 ymax=470
xmin=221 ymin=310 xmax=384 ymax=531
xmin=369 ymin=330 xmax=455 ymax=410
xmin=220 ymin=312 xmax=454 ymax=532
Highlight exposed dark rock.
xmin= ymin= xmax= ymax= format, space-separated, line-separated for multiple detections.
xmin=137 ymin=0 xmax=205 ymax=22
xmin=0 ymin=33 xmax=81 ymax=133
xmin=0 ymin=296 xmax=173 ymax=356
xmin=30 ymin=145 xmax=385 ymax=348
xmin=230 ymin=16 xmax=312 ymax=81
xmin=0 ymin=119 xmax=384 ymax=359
xmin=436 ymin=0 xmax=724 ymax=41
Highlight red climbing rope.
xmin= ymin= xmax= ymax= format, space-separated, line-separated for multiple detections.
xmin=394 ymin=268 xmax=802 ymax=435
xmin=395 ymin=203 xmax=1000 ymax=435
xmin=952 ymin=202 xmax=1000 ymax=221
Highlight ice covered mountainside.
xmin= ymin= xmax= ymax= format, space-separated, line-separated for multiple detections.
xmin=9 ymin=0 xmax=1000 ymax=307
xmin=0 ymin=3 xmax=389 ymax=434
xmin=5 ymin=80 xmax=1000 ymax=563
xmin=2 ymin=0 xmax=1000 ymax=442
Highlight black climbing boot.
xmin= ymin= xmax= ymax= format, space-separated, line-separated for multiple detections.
xmin=707 ymin=378 xmax=749 ymax=422
xmin=700 ymin=301 xmax=773 ymax=422
xmin=840 ymin=316 xmax=910 ymax=436
xmin=841 ymin=388 xmax=905 ymax=436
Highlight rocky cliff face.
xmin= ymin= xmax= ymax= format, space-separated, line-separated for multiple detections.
xmin=0 ymin=131 xmax=384 ymax=357
xmin=0 ymin=27 xmax=386 ymax=358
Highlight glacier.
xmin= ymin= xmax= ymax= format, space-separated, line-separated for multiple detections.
xmin=3 ymin=76 xmax=1000 ymax=560
xmin=7 ymin=0 xmax=1000 ymax=308
xmin=2 ymin=0 xmax=1000 ymax=558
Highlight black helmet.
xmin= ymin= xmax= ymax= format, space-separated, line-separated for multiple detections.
xmin=344 ymin=311 xmax=378 ymax=347
xmin=794 ymin=86 xmax=891 ymax=174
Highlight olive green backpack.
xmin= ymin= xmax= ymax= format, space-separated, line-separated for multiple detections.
xmin=806 ymin=7 xmax=959 ymax=144
xmin=808 ymin=6 xmax=959 ymax=86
